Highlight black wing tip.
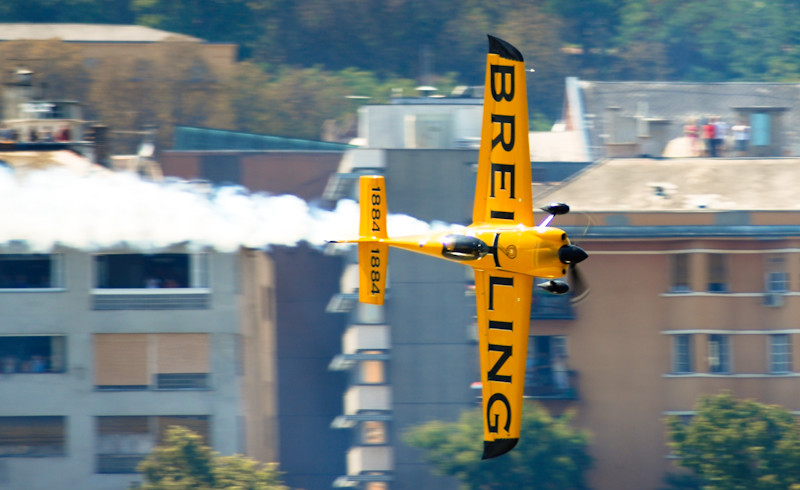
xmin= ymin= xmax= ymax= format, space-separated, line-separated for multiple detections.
xmin=482 ymin=438 xmax=518 ymax=460
xmin=487 ymin=35 xmax=523 ymax=62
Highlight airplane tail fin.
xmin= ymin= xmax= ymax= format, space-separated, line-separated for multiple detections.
xmin=357 ymin=175 xmax=388 ymax=304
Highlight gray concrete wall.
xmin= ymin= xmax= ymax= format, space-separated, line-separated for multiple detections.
xmin=384 ymin=150 xmax=480 ymax=490
xmin=0 ymin=247 xmax=247 ymax=490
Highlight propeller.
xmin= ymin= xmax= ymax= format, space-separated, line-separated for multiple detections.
xmin=539 ymin=203 xmax=592 ymax=304
xmin=567 ymin=263 xmax=590 ymax=304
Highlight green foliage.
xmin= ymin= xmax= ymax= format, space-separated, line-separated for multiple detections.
xmin=14 ymin=0 xmax=800 ymax=144
xmin=666 ymin=392 xmax=800 ymax=490
xmin=135 ymin=426 xmax=289 ymax=490
xmin=404 ymin=403 xmax=592 ymax=490
xmin=615 ymin=0 xmax=791 ymax=81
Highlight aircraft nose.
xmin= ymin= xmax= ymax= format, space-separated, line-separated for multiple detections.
xmin=558 ymin=244 xmax=588 ymax=265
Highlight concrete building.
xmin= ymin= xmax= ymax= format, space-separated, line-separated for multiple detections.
xmin=158 ymin=132 xmax=352 ymax=489
xmin=0 ymin=245 xmax=276 ymax=489
xmin=326 ymin=95 xmax=486 ymax=490
xmin=538 ymin=157 xmax=800 ymax=489
xmin=560 ymin=78 xmax=800 ymax=160
xmin=0 ymin=146 xmax=350 ymax=489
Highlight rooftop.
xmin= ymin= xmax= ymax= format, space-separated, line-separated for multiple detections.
xmin=541 ymin=157 xmax=800 ymax=212
xmin=0 ymin=23 xmax=201 ymax=43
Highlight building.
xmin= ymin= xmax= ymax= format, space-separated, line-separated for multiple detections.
xmin=538 ymin=156 xmax=800 ymax=489
xmin=560 ymin=78 xmax=800 ymax=160
xmin=0 ymin=146 xmax=351 ymax=489
xmin=0 ymin=243 xmax=277 ymax=489
xmin=159 ymin=130 xmax=352 ymax=489
xmin=0 ymin=24 xmax=237 ymax=80
xmin=161 ymin=126 xmax=350 ymax=201
xmin=324 ymin=95 xmax=487 ymax=490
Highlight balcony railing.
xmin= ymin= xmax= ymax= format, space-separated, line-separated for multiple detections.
xmin=531 ymin=292 xmax=574 ymax=320
xmin=96 ymin=453 xmax=146 ymax=473
xmin=91 ymin=289 xmax=210 ymax=310
xmin=524 ymin=370 xmax=579 ymax=400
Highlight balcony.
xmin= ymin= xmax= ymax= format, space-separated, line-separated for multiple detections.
xmin=345 ymin=385 xmax=391 ymax=413
xmin=91 ymin=289 xmax=210 ymax=310
xmin=524 ymin=370 xmax=579 ymax=400
xmin=347 ymin=446 xmax=393 ymax=474
xmin=531 ymin=292 xmax=574 ymax=320
xmin=96 ymin=453 xmax=146 ymax=474
xmin=343 ymin=324 xmax=390 ymax=354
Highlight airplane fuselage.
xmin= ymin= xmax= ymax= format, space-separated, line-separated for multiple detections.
xmin=376 ymin=224 xmax=570 ymax=278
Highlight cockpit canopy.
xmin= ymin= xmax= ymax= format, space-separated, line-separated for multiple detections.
xmin=441 ymin=234 xmax=490 ymax=261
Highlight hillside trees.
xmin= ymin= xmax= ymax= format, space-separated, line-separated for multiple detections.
xmin=86 ymin=41 xmax=231 ymax=153
xmin=0 ymin=40 xmax=89 ymax=104
xmin=8 ymin=1 xmax=800 ymax=148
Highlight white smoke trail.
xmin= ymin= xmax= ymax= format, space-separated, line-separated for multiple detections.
xmin=0 ymin=167 xmax=435 ymax=253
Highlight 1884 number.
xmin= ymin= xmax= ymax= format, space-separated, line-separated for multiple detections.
xmin=371 ymin=187 xmax=381 ymax=232
xmin=370 ymin=249 xmax=380 ymax=294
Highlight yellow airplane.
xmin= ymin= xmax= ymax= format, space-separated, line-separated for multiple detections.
xmin=332 ymin=35 xmax=587 ymax=459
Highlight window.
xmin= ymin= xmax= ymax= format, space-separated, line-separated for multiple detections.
xmin=0 ymin=416 xmax=65 ymax=457
xmin=769 ymin=334 xmax=792 ymax=374
xmin=94 ymin=334 xmax=209 ymax=390
xmin=358 ymin=355 xmax=386 ymax=385
xmin=531 ymin=278 xmax=574 ymax=319
xmin=670 ymin=254 xmax=690 ymax=292
xmin=0 ymin=336 xmax=66 ymax=373
xmin=92 ymin=254 xmax=210 ymax=310
xmin=766 ymin=257 xmax=789 ymax=292
xmin=708 ymin=334 xmax=730 ymax=373
xmin=0 ymin=254 xmax=61 ymax=289
xmin=707 ymin=255 xmax=728 ymax=292
xmin=96 ymin=415 xmax=208 ymax=473
xmin=751 ymin=112 xmax=770 ymax=146
xmin=672 ymin=335 xmax=693 ymax=374
xmin=94 ymin=253 xmax=207 ymax=289
xmin=361 ymin=420 xmax=388 ymax=445
xmin=526 ymin=336 xmax=572 ymax=397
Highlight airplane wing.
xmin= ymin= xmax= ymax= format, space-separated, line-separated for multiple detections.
xmin=472 ymin=35 xmax=533 ymax=227
xmin=473 ymin=267 xmax=533 ymax=459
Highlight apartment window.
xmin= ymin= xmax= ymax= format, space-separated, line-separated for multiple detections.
xmin=526 ymin=336 xmax=571 ymax=397
xmin=672 ymin=334 xmax=693 ymax=374
xmin=670 ymin=254 xmax=690 ymax=292
xmin=769 ymin=334 xmax=792 ymax=374
xmin=358 ymin=351 xmax=387 ymax=385
xmin=0 ymin=416 xmax=65 ymax=457
xmin=531 ymin=278 xmax=574 ymax=319
xmin=365 ymin=483 xmax=388 ymax=490
xmin=361 ymin=420 xmax=388 ymax=445
xmin=766 ymin=257 xmax=789 ymax=292
xmin=96 ymin=415 xmax=209 ymax=473
xmin=708 ymin=334 xmax=730 ymax=373
xmin=94 ymin=333 xmax=209 ymax=390
xmin=0 ymin=254 xmax=61 ymax=289
xmin=94 ymin=253 xmax=207 ymax=289
xmin=0 ymin=336 xmax=66 ymax=374
xmin=707 ymin=255 xmax=728 ymax=292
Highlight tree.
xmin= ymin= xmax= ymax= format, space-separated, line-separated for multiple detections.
xmin=135 ymin=425 xmax=289 ymax=490
xmin=615 ymin=0 xmax=787 ymax=81
xmin=666 ymin=392 xmax=800 ymax=490
xmin=404 ymin=403 xmax=592 ymax=490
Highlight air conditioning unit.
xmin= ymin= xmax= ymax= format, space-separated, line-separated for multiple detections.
xmin=763 ymin=293 xmax=784 ymax=307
